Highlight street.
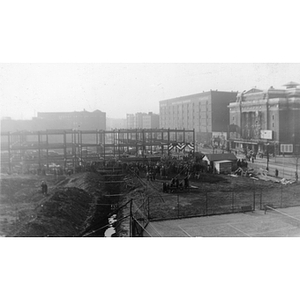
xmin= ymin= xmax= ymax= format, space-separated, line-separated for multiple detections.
xmin=198 ymin=146 xmax=299 ymax=181
xmin=248 ymin=155 xmax=298 ymax=180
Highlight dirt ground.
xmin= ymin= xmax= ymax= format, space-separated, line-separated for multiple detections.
xmin=121 ymin=171 xmax=300 ymax=228
xmin=2 ymin=169 xmax=300 ymax=237
xmin=0 ymin=172 xmax=105 ymax=237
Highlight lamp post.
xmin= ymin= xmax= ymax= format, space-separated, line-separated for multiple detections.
xmin=266 ymin=143 xmax=269 ymax=171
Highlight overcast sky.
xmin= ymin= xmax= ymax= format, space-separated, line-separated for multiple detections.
xmin=1 ymin=63 xmax=300 ymax=120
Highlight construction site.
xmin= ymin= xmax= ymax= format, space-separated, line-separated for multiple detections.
xmin=1 ymin=128 xmax=300 ymax=237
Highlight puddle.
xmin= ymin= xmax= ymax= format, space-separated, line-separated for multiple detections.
xmin=104 ymin=227 xmax=116 ymax=237
xmin=104 ymin=214 xmax=117 ymax=237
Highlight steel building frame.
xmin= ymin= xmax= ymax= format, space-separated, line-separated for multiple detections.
xmin=1 ymin=128 xmax=195 ymax=172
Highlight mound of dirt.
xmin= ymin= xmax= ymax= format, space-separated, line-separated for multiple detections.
xmin=0 ymin=172 xmax=106 ymax=237
xmin=14 ymin=187 xmax=94 ymax=237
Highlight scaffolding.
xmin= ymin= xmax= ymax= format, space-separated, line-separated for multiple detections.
xmin=1 ymin=128 xmax=195 ymax=173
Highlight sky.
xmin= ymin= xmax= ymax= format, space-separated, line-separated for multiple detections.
xmin=1 ymin=63 xmax=300 ymax=120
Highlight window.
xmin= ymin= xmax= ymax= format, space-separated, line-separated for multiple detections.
xmin=280 ymin=144 xmax=293 ymax=153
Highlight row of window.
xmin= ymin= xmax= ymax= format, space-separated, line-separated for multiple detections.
xmin=232 ymin=114 xmax=276 ymax=121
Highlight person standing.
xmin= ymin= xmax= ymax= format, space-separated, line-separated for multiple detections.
xmin=41 ymin=181 xmax=45 ymax=194
xmin=41 ymin=181 xmax=48 ymax=195
xmin=44 ymin=182 xmax=48 ymax=195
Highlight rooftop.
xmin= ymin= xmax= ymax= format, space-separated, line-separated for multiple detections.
xmin=204 ymin=153 xmax=237 ymax=162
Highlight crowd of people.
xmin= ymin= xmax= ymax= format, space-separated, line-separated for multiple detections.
xmin=162 ymin=175 xmax=190 ymax=193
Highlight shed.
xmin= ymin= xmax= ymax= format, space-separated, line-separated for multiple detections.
xmin=214 ymin=160 xmax=232 ymax=174
xmin=203 ymin=153 xmax=238 ymax=174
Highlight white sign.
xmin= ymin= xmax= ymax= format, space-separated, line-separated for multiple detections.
xmin=260 ymin=130 xmax=273 ymax=140
xmin=280 ymin=144 xmax=293 ymax=153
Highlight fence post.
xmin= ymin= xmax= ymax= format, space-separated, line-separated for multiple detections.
xmin=280 ymin=184 xmax=283 ymax=208
xmin=147 ymin=196 xmax=150 ymax=220
xmin=177 ymin=195 xmax=180 ymax=219
xmin=232 ymin=191 xmax=234 ymax=213
xmin=130 ymin=199 xmax=133 ymax=237
xmin=205 ymin=192 xmax=208 ymax=215
xmin=260 ymin=189 xmax=262 ymax=210
xmin=253 ymin=190 xmax=255 ymax=211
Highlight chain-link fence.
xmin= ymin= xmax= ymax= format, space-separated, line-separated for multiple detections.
xmin=146 ymin=190 xmax=255 ymax=222
xmin=259 ymin=184 xmax=300 ymax=210
xmin=130 ymin=200 xmax=151 ymax=237
xmin=129 ymin=183 xmax=300 ymax=236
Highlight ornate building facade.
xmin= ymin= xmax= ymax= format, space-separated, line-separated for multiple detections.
xmin=228 ymin=82 xmax=300 ymax=155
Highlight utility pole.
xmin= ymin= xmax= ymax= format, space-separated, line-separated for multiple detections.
xmin=266 ymin=143 xmax=269 ymax=171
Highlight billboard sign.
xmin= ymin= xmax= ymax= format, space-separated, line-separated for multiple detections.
xmin=260 ymin=130 xmax=273 ymax=140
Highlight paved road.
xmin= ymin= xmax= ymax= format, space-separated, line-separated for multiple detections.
xmin=249 ymin=157 xmax=298 ymax=180
xmin=198 ymin=147 xmax=299 ymax=180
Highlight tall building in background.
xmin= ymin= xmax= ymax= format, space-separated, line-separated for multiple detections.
xmin=106 ymin=117 xmax=127 ymax=130
xmin=1 ymin=118 xmax=33 ymax=132
xmin=126 ymin=114 xmax=135 ymax=129
xmin=142 ymin=112 xmax=159 ymax=129
xmin=126 ymin=112 xmax=159 ymax=129
xmin=37 ymin=109 xmax=106 ymax=130
xmin=134 ymin=112 xmax=145 ymax=128
xmin=159 ymin=90 xmax=237 ymax=145
xmin=1 ymin=109 xmax=106 ymax=132
xmin=228 ymin=82 xmax=300 ymax=155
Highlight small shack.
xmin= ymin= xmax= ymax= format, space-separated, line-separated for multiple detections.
xmin=203 ymin=153 xmax=238 ymax=174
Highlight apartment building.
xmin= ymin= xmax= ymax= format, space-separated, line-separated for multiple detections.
xmin=159 ymin=90 xmax=237 ymax=145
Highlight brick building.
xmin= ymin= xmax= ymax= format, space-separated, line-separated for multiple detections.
xmin=1 ymin=110 xmax=106 ymax=147
xmin=228 ymin=82 xmax=300 ymax=155
xmin=159 ymin=91 xmax=237 ymax=146
xmin=1 ymin=110 xmax=106 ymax=132
xmin=37 ymin=109 xmax=106 ymax=130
